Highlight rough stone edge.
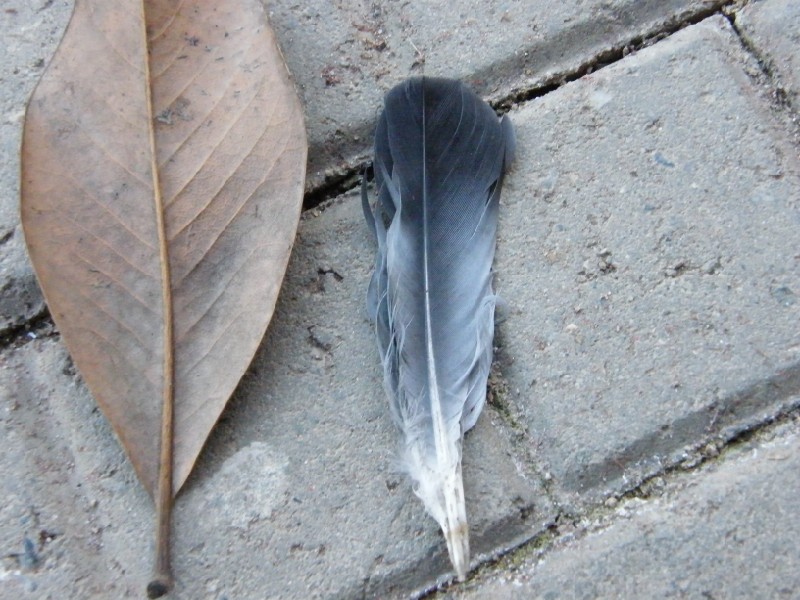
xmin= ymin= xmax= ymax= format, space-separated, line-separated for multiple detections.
xmin=726 ymin=4 xmax=800 ymax=146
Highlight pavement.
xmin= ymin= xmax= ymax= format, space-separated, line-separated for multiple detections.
xmin=1 ymin=1 xmax=798 ymax=599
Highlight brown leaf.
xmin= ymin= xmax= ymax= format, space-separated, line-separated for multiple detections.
xmin=20 ymin=0 xmax=307 ymax=594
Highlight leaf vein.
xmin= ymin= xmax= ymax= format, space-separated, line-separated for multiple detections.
xmin=175 ymin=241 xmax=271 ymax=344
xmin=169 ymin=110 xmax=288 ymax=250
xmin=72 ymin=285 xmax=154 ymax=354
xmin=72 ymin=251 xmax=159 ymax=314
xmin=30 ymin=164 xmax=156 ymax=250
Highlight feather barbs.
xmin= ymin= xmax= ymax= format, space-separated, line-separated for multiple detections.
xmin=362 ymin=77 xmax=514 ymax=581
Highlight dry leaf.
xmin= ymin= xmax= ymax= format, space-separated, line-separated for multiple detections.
xmin=20 ymin=0 xmax=307 ymax=595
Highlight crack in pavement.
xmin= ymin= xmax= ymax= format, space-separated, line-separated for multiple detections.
xmin=491 ymin=0 xmax=732 ymax=112
xmin=0 ymin=307 xmax=55 ymax=350
xmin=567 ymin=362 xmax=800 ymax=494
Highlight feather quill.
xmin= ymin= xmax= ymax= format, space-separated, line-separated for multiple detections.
xmin=362 ymin=77 xmax=514 ymax=580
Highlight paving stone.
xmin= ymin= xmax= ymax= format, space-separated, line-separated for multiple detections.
xmin=456 ymin=418 xmax=800 ymax=599
xmin=494 ymin=16 xmax=800 ymax=507
xmin=0 ymin=193 xmax=553 ymax=598
xmin=0 ymin=0 xmax=720 ymax=335
xmin=735 ymin=0 xmax=800 ymax=110
xmin=0 ymin=338 xmax=152 ymax=598
xmin=0 ymin=1 xmax=72 ymax=333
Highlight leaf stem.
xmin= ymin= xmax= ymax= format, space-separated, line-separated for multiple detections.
xmin=140 ymin=2 xmax=175 ymax=597
xmin=148 ymin=365 xmax=174 ymax=598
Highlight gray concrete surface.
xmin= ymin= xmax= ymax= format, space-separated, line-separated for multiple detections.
xmin=2 ymin=0 xmax=799 ymax=599
xmin=1 ymin=1 xmax=73 ymax=334
xmin=495 ymin=15 xmax=800 ymax=508
xmin=454 ymin=417 xmax=800 ymax=599
xmin=1 ymin=217 xmax=552 ymax=597
xmin=268 ymin=0 xmax=724 ymax=190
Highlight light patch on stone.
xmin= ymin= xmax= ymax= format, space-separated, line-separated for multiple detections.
xmin=196 ymin=442 xmax=288 ymax=530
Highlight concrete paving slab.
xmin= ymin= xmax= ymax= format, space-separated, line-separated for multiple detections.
xmin=1 ymin=1 xmax=73 ymax=334
xmin=494 ymin=16 xmax=800 ymax=506
xmin=735 ymin=0 xmax=800 ymax=110
xmin=454 ymin=418 xmax=800 ymax=599
xmin=0 ymin=0 xmax=720 ymax=336
xmin=0 ymin=336 xmax=153 ymax=598
xmin=0 ymin=193 xmax=553 ymax=598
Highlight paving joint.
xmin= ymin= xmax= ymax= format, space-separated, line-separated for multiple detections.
xmin=0 ymin=306 xmax=54 ymax=351
xmin=422 ymin=403 xmax=800 ymax=598
xmin=724 ymin=5 xmax=800 ymax=144
xmin=564 ymin=362 xmax=800 ymax=495
xmin=611 ymin=394 xmax=800 ymax=504
xmin=486 ymin=359 xmax=563 ymax=510
xmin=303 ymin=167 xmax=365 ymax=212
xmin=493 ymin=1 xmax=733 ymax=112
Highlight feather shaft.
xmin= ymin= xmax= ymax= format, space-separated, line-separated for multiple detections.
xmin=363 ymin=77 xmax=514 ymax=581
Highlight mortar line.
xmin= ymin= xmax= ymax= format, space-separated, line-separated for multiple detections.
xmin=420 ymin=401 xmax=800 ymax=598
xmin=492 ymin=0 xmax=732 ymax=112
xmin=722 ymin=7 xmax=800 ymax=145
xmin=484 ymin=370 xmax=563 ymax=510
xmin=0 ymin=307 xmax=55 ymax=349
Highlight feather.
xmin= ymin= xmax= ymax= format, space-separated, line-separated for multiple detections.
xmin=362 ymin=77 xmax=514 ymax=580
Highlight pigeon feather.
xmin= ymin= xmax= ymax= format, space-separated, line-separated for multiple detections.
xmin=362 ymin=77 xmax=514 ymax=580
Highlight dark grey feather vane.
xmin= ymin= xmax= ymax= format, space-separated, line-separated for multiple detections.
xmin=362 ymin=77 xmax=514 ymax=580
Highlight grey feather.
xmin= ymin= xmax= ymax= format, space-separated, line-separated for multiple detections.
xmin=362 ymin=77 xmax=514 ymax=580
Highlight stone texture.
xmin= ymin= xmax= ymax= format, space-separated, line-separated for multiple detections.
xmin=735 ymin=0 xmax=800 ymax=110
xmin=494 ymin=16 xmax=800 ymax=506
xmin=455 ymin=419 xmax=800 ymax=599
xmin=0 ymin=1 xmax=72 ymax=334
